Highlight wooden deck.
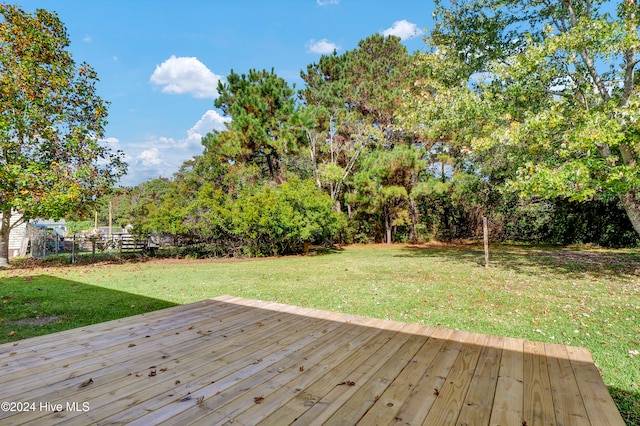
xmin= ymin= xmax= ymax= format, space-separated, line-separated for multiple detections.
xmin=0 ymin=296 xmax=624 ymax=425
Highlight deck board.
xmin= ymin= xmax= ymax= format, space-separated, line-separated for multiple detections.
xmin=0 ymin=296 xmax=624 ymax=425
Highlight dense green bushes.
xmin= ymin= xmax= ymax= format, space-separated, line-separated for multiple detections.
xmin=99 ymin=177 xmax=344 ymax=257
xmin=90 ymin=26 xmax=640 ymax=254
xmin=231 ymin=179 xmax=344 ymax=256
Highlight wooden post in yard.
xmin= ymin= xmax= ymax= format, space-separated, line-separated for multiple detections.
xmin=483 ymin=216 xmax=489 ymax=268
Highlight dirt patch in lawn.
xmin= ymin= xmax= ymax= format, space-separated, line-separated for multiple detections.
xmin=5 ymin=315 xmax=61 ymax=326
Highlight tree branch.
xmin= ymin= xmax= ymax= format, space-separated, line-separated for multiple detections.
xmin=560 ymin=0 xmax=611 ymax=101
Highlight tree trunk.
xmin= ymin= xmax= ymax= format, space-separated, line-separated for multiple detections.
xmin=621 ymin=189 xmax=640 ymax=237
xmin=384 ymin=207 xmax=392 ymax=244
xmin=0 ymin=209 xmax=12 ymax=268
xmin=409 ymin=198 xmax=419 ymax=242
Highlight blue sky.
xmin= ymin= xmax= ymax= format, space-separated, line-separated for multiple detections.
xmin=17 ymin=1 xmax=436 ymax=186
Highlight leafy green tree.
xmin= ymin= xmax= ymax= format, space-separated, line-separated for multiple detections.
xmin=231 ymin=178 xmax=344 ymax=256
xmin=0 ymin=5 xmax=126 ymax=266
xmin=206 ymin=68 xmax=304 ymax=184
xmin=396 ymin=50 xmax=493 ymax=241
xmin=430 ymin=0 xmax=640 ymax=236
xmin=113 ymin=178 xmax=172 ymax=232
xmin=351 ymin=145 xmax=426 ymax=243
xmin=300 ymin=34 xmax=418 ymax=211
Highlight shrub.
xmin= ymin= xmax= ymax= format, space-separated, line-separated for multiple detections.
xmin=231 ymin=178 xmax=345 ymax=256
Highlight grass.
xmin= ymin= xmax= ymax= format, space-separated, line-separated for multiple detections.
xmin=1 ymin=243 xmax=639 ymax=424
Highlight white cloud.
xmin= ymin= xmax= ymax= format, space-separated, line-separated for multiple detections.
xmin=149 ymin=56 xmax=222 ymax=99
xmin=382 ymin=20 xmax=422 ymax=41
xmin=137 ymin=148 xmax=163 ymax=167
xmin=83 ymin=35 xmax=92 ymax=43
xmin=306 ymin=39 xmax=339 ymax=54
xmin=185 ymin=110 xmax=230 ymax=146
xmin=317 ymin=0 xmax=340 ymax=5
xmin=117 ymin=110 xmax=230 ymax=186
xmin=100 ymin=136 xmax=121 ymax=149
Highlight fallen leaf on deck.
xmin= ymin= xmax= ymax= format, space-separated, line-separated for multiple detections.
xmin=254 ymin=397 xmax=264 ymax=404
xmin=78 ymin=378 xmax=93 ymax=388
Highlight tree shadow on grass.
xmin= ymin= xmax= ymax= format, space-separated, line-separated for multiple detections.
xmin=0 ymin=274 xmax=177 ymax=345
xmin=610 ymin=386 xmax=640 ymax=426
xmin=397 ymin=243 xmax=640 ymax=280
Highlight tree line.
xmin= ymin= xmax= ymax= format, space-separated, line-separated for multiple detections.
xmin=3 ymin=2 xmax=640 ymax=265
xmin=98 ymin=0 xmax=640 ymax=256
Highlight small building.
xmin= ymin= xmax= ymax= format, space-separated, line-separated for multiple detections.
xmin=7 ymin=213 xmax=29 ymax=258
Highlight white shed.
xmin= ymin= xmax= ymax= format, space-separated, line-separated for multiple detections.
xmin=7 ymin=212 xmax=29 ymax=258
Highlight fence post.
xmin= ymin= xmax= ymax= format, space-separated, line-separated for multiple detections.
xmin=483 ymin=216 xmax=489 ymax=268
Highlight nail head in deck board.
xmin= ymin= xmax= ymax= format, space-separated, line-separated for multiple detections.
xmin=0 ymin=296 xmax=624 ymax=425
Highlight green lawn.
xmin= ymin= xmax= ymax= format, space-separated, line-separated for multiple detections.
xmin=1 ymin=244 xmax=639 ymax=424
